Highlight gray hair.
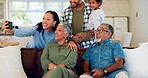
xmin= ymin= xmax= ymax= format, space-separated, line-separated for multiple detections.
xmin=101 ymin=23 xmax=114 ymax=38
xmin=58 ymin=22 xmax=72 ymax=35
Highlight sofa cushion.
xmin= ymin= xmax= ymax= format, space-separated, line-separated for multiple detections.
xmin=0 ymin=46 xmax=27 ymax=78
xmin=21 ymin=48 xmax=37 ymax=78
xmin=123 ymin=42 xmax=148 ymax=77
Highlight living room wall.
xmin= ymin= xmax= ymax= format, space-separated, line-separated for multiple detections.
xmin=129 ymin=0 xmax=148 ymax=46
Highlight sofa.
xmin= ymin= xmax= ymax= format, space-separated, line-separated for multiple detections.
xmin=1 ymin=42 xmax=148 ymax=78
xmin=20 ymin=42 xmax=148 ymax=78
xmin=20 ymin=48 xmax=87 ymax=78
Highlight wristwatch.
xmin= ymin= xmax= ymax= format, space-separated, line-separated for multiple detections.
xmin=103 ymin=68 xmax=108 ymax=74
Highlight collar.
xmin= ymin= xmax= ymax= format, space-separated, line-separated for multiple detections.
xmin=97 ymin=39 xmax=111 ymax=45
xmin=55 ymin=42 xmax=67 ymax=47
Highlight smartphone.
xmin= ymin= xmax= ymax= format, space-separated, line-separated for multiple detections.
xmin=89 ymin=71 xmax=94 ymax=76
xmin=7 ymin=21 xmax=13 ymax=29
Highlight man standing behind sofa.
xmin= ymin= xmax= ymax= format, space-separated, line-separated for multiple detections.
xmin=61 ymin=0 xmax=94 ymax=48
xmin=80 ymin=23 xmax=129 ymax=78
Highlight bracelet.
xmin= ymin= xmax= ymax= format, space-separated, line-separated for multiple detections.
xmin=54 ymin=66 xmax=57 ymax=69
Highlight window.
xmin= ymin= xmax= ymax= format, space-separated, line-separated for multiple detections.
xmin=8 ymin=0 xmax=69 ymax=27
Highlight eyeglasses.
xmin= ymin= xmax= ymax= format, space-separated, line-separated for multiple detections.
xmin=95 ymin=29 xmax=110 ymax=33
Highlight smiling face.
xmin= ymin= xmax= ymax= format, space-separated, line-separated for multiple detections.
xmin=69 ymin=0 xmax=81 ymax=8
xmin=96 ymin=24 xmax=112 ymax=43
xmin=54 ymin=24 xmax=68 ymax=43
xmin=42 ymin=12 xmax=56 ymax=32
xmin=89 ymin=0 xmax=101 ymax=10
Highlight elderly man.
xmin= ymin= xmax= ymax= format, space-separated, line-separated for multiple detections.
xmin=80 ymin=23 xmax=129 ymax=78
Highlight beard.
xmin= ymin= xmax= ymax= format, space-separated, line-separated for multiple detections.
xmin=70 ymin=0 xmax=82 ymax=8
xmin=70 ymin=2 xmax=79 ymax=8
xmin=94 ymin=38 xmax=101 ymax=43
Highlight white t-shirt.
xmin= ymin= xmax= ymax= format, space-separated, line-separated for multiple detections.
xmin=88 ymin=8 xmax=105 ymax=30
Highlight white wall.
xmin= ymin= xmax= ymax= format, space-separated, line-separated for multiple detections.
xmin=129 ymin=0 xmax=148 ymax=46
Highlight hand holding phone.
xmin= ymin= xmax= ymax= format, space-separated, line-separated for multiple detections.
xmin=89 ymin=71 xmax=94 ymax=76
xmin=6 ymin=21 xmax=13 ymax=29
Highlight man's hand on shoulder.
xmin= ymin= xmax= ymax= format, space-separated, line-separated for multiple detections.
xmin=72 ymin=35 xmax=81 ymax=44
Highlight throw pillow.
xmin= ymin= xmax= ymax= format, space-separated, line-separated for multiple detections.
xmin=0 ymin=46 xmax=27 ymax=78
xmin=123 ymin=42 xmax=148 ymax=78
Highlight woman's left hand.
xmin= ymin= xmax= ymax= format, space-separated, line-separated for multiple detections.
xmin=67 ymin=41 xmax=77 ymax=51
xmin=48 ymin=63 xmax=56 ymax=70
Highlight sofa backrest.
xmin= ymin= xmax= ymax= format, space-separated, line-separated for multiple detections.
xmin=21 ymin=48 xmax=87 ymax=78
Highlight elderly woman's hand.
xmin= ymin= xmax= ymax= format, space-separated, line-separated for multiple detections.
xmin=67 ymin=41 xmax=78 ymax=51
xmin=48 ymin=63 xmax=57 ymax=70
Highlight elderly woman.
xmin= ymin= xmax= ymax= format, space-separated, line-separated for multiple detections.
xmin=41 ymin=22 xmax=78 ymax=78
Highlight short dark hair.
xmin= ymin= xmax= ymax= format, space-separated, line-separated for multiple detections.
xmin=96 ymin=0 xmax=102 ymax=6
xmin=89 ymin=0 xmax=102 ymax=6
xmin=36 ymin=10 xmax=60 ymax=32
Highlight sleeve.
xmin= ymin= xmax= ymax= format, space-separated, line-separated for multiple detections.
xmin=88 ymin=13 xmax=94 ymax=29
xmin=14 ymin=26 xmax=37 ymax=37
xmin=99 ymin=9 xmax=105 ymax=23
xmin=60 ymin=10 xmax=74 ymax=42
xmin=93 ymin=10 xmax=105 ymax=30
xmin=61 ymin=50 xmax=78 ymax=69
xmin=41 ymin=43 xmax=52 ymax=71
xmin=60 ymin=10 xmax=66 ymax=23
xmin=113 ymin=42 xmax=125 ymax=61
xmin=93 ymin=19 xmax=101 ymax=30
